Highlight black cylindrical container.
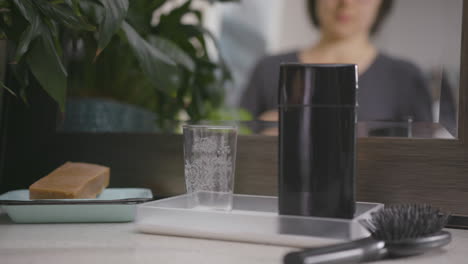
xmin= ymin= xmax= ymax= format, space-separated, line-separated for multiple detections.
xmin=278 ymin=63 xmax=357 ymax=219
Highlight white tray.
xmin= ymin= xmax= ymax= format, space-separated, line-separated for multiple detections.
xmin=135 ymin=194 xmax=383 ymax=248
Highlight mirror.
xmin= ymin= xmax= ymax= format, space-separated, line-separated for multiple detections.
xmin=60 ymin=0 xmax=462 ymax=139
xmin=214 ymin=0 xmax=462 ymax=138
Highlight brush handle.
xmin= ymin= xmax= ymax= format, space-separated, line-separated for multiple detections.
xmin=283 ymin=237 xmax=387 ymax=264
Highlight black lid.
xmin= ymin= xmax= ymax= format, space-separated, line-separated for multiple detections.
xmin=278 ymin=63 xmax=358 ymax=106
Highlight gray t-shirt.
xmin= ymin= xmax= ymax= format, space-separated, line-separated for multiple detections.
xmin=241 ymin=52 xmax=433 ymax=122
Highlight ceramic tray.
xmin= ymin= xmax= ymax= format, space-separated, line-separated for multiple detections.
xmin=135 ymin=194 xmax=383 ymax=248
xmin=0 ymin=188 xmax=153 ymax=223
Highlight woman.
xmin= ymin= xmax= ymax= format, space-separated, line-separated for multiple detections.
xmin=241 ymin=0 xmax=433 ymax=125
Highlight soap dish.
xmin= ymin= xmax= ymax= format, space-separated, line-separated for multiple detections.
xmin=0 ymin=188 xmax=153 ymax=223
xmin=136 ymin=194 xmax=383 ymax=248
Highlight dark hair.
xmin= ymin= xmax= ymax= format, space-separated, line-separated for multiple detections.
xmin=306 ymin=0 xmax=394 ymax=35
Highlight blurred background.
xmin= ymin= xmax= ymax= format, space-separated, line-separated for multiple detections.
xmin=0 ymin=0 xmax=463 ymax=139
xmin=0 ymin=0 xmax=464 ymax=195
xmin=205 ymin=0 xmax=461 ymax=138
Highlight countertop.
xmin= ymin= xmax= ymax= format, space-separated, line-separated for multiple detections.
xmin=0 ymin=212 xmax=467 ymax=264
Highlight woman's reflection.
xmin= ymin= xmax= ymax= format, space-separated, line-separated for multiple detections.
xmin=241 ymin=0 xmax=433 ymax=134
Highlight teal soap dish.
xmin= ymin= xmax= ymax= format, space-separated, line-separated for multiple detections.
xmin=0 ymin=188 xmax=153 ymax=223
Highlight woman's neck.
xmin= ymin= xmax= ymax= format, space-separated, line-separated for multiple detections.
xmin=299 ymin=33 xmax=378 ymax=74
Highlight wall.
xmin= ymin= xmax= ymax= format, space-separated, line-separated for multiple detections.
xmin=273 ymin=0 xmax=462 ymax=74
xmin=375 ymin=0 xmax=462 ymax=75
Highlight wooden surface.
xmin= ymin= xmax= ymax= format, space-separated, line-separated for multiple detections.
xmin=237 ymin=137 xmax=468 ymax=216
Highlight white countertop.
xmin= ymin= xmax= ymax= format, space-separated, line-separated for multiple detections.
xmin=0 ymin=213 xmax=467 ymax=264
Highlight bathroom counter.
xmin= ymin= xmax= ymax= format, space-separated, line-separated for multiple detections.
xmin=0 ymin=212 xmax=467 ymax=264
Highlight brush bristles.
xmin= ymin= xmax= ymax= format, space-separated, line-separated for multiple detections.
xmin=361 ymin=204 xmax=449 ymax=242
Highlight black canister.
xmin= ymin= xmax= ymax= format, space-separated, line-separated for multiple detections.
xmin=278 ymin=63 xmax=357 ymax=219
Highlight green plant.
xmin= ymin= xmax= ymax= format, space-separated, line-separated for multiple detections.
xmin=68 ymin=0 xmax=240 ymax=129
xmin=0 ymin=0 xmax=98 ymax=111
xmin=1 ymin=0 xmax=244 ymax=130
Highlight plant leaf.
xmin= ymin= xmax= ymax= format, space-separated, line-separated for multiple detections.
xmin=32 ymin=0 xmax=95 ymax=31
xmin=14 ymin=11 xmax=41 ymax=62
xmin=27 ymin=29 xmax=67 ymax=112
xmin=77 ymin=0 xmax=103 ymax=26
xmin=158 ymin=0 xmax=192 ymax=26
xmin=96 ymin=0 xmax=129 ymax=55
xmin=148 ymin=36 xmax=195 ymax=72
xmin=11 ymin=0 xmax=36 ymax=22
xmin=126 ymin=0 xmax=161 ymax=36
xmin=0 ymin=80 xmax=16 ymax=96
xmin=186 ymin=24 xmax=231 ymax=80
xmin=64 ymin=0 xmax=103 ymax=14
xmin=63 ymin=0 xmax=82 ymax=18
xmin=10 ymin=63 xmax=29 ymax=88
xmin=150 ymin=0 xmax=166 ymax=10
xmin=9 ymin=63 xmax=30 ymax=103
xmin=121 ymin=21 xmax=181 ymax=95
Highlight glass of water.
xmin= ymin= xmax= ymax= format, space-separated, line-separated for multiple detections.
xmin=183 ymin=124 xmax=238 ymax=211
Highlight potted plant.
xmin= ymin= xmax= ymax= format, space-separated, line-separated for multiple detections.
xmin=0 ymin=0 xmax=99 ymax=110
xmin=66 ymin=0 xmax=248 ymax=132
xmin=1 ymin=0 xmax=247 ymax=132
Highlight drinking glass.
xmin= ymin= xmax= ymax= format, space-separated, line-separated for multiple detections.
xmin=183 ymin=124 xmax=238 ymax=211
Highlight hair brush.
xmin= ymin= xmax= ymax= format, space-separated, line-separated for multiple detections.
xmin=284 ymin=204 xmax=451 ymax=264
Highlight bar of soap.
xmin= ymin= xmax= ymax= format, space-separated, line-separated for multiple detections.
xmin=29 ymin=162 xmax=110 ymax=199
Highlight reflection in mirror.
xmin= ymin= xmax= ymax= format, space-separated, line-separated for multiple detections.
xmin=61 ymin=1 xmax=238 ymax=134
xmin=215 ymin=0 xmax=462 ymax=138
xmin=60 ymin=0 xmax=462 ymax=139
